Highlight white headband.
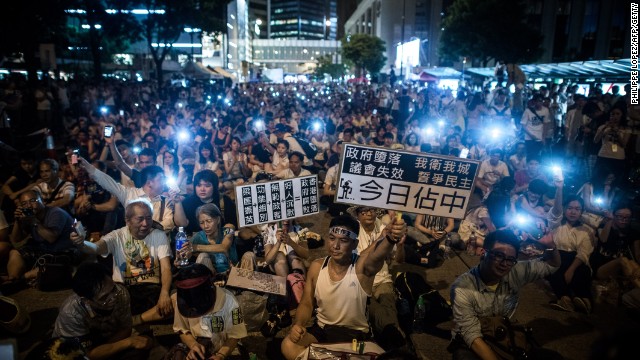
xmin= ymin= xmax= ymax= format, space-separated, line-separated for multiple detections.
xmin=329 ymin=226 xmax=358 ymax=240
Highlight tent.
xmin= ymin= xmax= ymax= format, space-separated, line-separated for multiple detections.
xmin=417 ymin=71 xmax=438 ymax=82
xmin=182 ymin=62 xmax=221 ymax=79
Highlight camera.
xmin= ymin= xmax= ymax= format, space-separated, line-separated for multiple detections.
xmin=71 ymin=149 xmax=79 ymax=164
xmin=21 ymin=208 xmax=34 ymax=217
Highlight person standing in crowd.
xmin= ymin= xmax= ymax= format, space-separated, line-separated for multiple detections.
xmin=520 ymin=94 xmax=550 ymax=157
xmin=593 ymin=105 xmax=630 ymax=182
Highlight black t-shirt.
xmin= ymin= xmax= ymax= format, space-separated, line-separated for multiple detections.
xmin=251 ymin=144 xmax=272 ymax=164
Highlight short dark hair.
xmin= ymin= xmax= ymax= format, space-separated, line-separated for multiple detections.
xmin=329 ymin=215 xmax=360 ymax=235
xmin=139 ymin=148 xmax=157 ymax=159
xmin=343 ymin=128 xmax=355 ymax=136
xmin=72 ymin=263 xmax=111 ymax=299
xmin=563 ymin=194 xmax=584 ymax=211
xmin=277 ymin=139 xmax=290 ymax=149
xmin=483 ymin=229 xmax=520 ymax=254
xmin=141 ymin=165 xmax=164 ymax=184
xmin=383 ymin=132 xmax=395 ymax=140
xmin=528 ymin=179 xmax=548 ymax=195
xmin=289 ymin=151 xmax=305 ymax=161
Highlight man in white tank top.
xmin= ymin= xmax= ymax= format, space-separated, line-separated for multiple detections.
xmin=281 ymin=215 xmax=407 ymax=360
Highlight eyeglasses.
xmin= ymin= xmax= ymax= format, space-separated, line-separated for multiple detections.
xmin=489 ymin=251 xmax=518 ymax=266
xmin=94 ymin=285 xmax=123 ymax=307
xmin=357 ymin=207 xmax=375 ymax=215
xmin=615 ymin=215 xmax=632 ymax=222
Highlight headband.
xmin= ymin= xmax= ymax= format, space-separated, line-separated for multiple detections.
xmin=329 ymin=226 xmax=358 ymax=240
xmin=175 ymin=275 xmax=210 ymax=289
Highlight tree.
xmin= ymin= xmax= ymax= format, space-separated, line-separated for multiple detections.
xmin=439 ymin=0 xmax=543 ymax=67
xmin=136 ymin=0 xmax=229 ymax=85
xmin=313 ymin=54 xmax=347 ymax=80
xmin=341 ymin=34 xmax=386 ymax=77
xmin=66 ymin=0 xmax=141 ymax=79
xmin=0 ymin=0 xmax=71 ymax=83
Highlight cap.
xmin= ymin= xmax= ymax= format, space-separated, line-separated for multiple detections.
xmin=274 ymin=123 xmax=291 ymax=133
xmin=175 ymin=264 xmax=216 ymax=318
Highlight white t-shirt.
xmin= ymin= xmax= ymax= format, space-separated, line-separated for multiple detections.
xmin=356 ymin=219 xmax=391 ymax=287
xmin=172 ymin=287 xmax=247 ymax=352
xmin=520 ymin=107 xmax=550 ymax=141
xmin=102 ymin=227 xmax=171 ymax=286
xmin=478 ymin=160 xmax=510 ymax=186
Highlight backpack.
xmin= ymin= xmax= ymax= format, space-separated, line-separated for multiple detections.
xmin=292 ymin=135 xmax=318 ymax=159
xmin=394 ymin=272 xmax=452 ymax=335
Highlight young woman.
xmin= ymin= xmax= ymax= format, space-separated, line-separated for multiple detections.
xmin=593 ymin=105 xmax=630 ymax=182
xmin=195 ymin=142 xmax=219 ymax=174
xmin=265 ymin=139 xmax=290 ymax=174
xmin=222 ymin=137 xmax=249 ymax=190
xmin=162 ymin=149 xmax=180 ymax=179
xmin=403 ymin=132 xmax=421 ymax=152
xmin=577 ymin=167 xmax=619 ymax=229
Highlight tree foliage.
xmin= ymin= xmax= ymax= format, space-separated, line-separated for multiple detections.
xmin=341 ymin=34 xmax=386 ymax=76
xmin=439 ymin=0 xmax=543 ymax=66
xmin=313 ymin=54 xmax=347 ymax=80
xmin=136 ymin=0 xmax=229 ymax=84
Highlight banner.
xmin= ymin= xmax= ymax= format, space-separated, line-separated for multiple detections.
xmin=335 ymin=144 xmax=480 ymax=219
xmin=235 ymin=175 xmax=319 ymax=227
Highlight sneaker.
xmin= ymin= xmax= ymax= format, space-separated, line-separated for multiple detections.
xmin=550 ymin=296 xmax=575 ymax=312
xmin=573 ymin=297 xmax=592 ymax=314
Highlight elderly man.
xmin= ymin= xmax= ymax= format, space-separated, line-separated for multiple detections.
xmin=2 ymin=190 xmax=75 ymax=284
xmin=78 ymin=157 xmax=174 ymax=232
xmin=449 ymin=230 xmax=561 ymax=360
xmin=71 ymin=198 xmax=173 ymax=322
xmin=281 ymin=215 xmax=407 ymax=360
xmin=32 ymin=159 xmax=75 ymax=211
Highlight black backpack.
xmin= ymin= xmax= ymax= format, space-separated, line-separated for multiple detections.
xmin=395 ymin=272 xmax=452 ymax=334
xmin=291 ymin=135 xmax=318 ymax=159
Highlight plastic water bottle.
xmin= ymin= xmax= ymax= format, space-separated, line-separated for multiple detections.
xmin=175 ymin=227 xmax=189 ymax=267
xmin=412 ymin=295 xmax=426 ymax=333
xmin=444 ymin=233 xmax=452 ymax=258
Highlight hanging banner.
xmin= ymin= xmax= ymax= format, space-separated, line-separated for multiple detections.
xmin=335 ymin=144 xmax=480 ymax=219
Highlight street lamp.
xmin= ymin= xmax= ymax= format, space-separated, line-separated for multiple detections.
xmin=324 ymin=18 xmax=332 ymax=40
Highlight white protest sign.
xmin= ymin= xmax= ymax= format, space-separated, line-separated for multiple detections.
xmin=335 ymin=144 xmax=480 ymax=219
xmin=235 ymin=175 xmax=319 ymax=228
xmin=226 ymin=267 xmax=286 ymax=295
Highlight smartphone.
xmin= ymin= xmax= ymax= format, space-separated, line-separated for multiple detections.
xmin=71 ymin=149 xmax=79 ymax=164
xmin=459 ymin=148 xmax=469 ymax=159
xmin=373 ymin=109 xmax=378 ymax=115
xmin=104 ymin=125 xmax=114 ymax=138
xmin=141 ymin=142 xmax=149 ymax=149
xmin=119 ymin=110 xmax=124 ymax=116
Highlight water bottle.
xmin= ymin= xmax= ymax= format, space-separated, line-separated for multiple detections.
xmin=412 ymin=295 xmax=426 ymax=333
xmin=175 ymin=227 xmax=190 ymax=267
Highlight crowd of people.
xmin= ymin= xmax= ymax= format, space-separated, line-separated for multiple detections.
xmin=0 ymin=73 xmax=639 ymax=359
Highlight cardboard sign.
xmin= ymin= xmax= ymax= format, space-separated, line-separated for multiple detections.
xmin=225 ymin=267 xmax=286 ymax=296
xmin=335 ymin=144 xmax=480 ymax=219
xmin=235 ymin=175 xmax=319 ymax=228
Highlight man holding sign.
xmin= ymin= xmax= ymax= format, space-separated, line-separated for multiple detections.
xmin=281 ymin=215 xmax=407 ymax=360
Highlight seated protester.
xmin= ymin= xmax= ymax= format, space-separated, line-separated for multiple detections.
xmin=173 ymin=170 xmax=221 ymax=236
xmin=512 ymin=156 xmax=545 ymax=196
xmin=100 ymin=139 xmax=139 ymax=188
xmin=71 ymin=198 xmax=173 ymax=322
xmin=3 ymin=191 xmax=75 ymax=284
xmin=222 ymin=137 xmax=250 ymax=191
xmin=441 ymin=134 xmax=465 ymax=156
xmin=265 ymin=139 xmax=290 ymax=174
xmin=508 ymin=142 xmax=527 ymax=175
xmin=577 ymin=167 xmax=619 ymax=229
xmin=383 ymin=132 xmax=403 ymax=150
xmin=276 ymin=152 xmax=311 ymax=179
xmin=353 ymin=207 xmax=406 ymax=351
xmin=53 ymin=263 xmax=152 ymax=359
xmin=78 ymin=157 xmax=174 ymax=232
xmin=263 ymin=220 xmax=309 ymax=277
xmin=340 ymin=128 xmax=359 ymax=144
xmin=72 ymin=160 xmax=120 ymax=236
xmin=474 ymin=148 xmax=510 ymax=198
xmin=547 ymin=195 xmax=596 ymax=313
xmin=165 ymin=264 xmax=247 ymax=360
xmin=272 ymin=123 xmax=314 ymax=168
xmin=248 ymin=132 xmax=275 ymax=176
xmin=195 ymin=142 xmax=220 ymax=174
xmin=414 ymin=213 xmax=457 ymax=244
xmin=281 ymin=215 xmax=407 ymax=360
xmin=591 ymin=202 xmax=640 ymax=282
xmin=515 ymin=179 xmax=549 ymax=223
xmin=1 ymin=152 xmax=39 ymax=222
xmin=188 ymin=204 xmax=238 ymax=274
xmin=449 ymin=230 xmax=562 ymax=360
xmin=32 ymin=159 xmax=75 ymax=212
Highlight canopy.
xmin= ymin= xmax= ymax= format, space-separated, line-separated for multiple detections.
xmin=182 ymin=62 xmax=221 ymax=79
xmin=212 ymin=66 xmax=236 ymax=80
xmin=417 ymin=71 xmax=438 ymax=82
xmin=466 ymin=59 xmax=631 ymax=81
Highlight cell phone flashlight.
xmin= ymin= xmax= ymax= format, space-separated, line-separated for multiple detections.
xmin=373 ymin=109 xmax=378 ymax=115
xmin=119 ymin=110 xmax=124 ymax=116
xmin=71 ymin=149 xmax=79 ymax=164
xmin=459 ymin=148 xmax=469 ymax=159
xmin=104 ymin=125 xmax=114 ymax=138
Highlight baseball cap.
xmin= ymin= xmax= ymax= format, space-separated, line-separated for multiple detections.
xmin=274 ymin=123 xmax=291 ymax=133
xmin=174 ymin=264 xmax=215 ymax=318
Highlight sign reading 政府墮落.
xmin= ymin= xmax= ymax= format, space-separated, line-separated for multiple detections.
xmin=235 ymin=175 xmax=319 ymax=228
xmin=335 ymin=144 xmax=479 ymax=219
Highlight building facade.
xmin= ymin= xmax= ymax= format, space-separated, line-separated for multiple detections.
xmin=268 ymin=0 xmax=337 ymax=40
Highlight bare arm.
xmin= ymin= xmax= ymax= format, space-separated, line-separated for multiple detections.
xmin=292 ymin=259 xmax=320 ymax=327
xmin=108 ymin=139 xmax=134 ymax=178
xmin=193 ymin=234 xmax=233 ymax=254
xmin=470 ymin=338 xmax=500 ymax=360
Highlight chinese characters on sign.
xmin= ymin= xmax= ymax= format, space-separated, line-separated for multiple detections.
xmin=235 ymin=175 xmax=319 ymax=227
xmin=336 ymin=144 xmax=480 ymax=219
